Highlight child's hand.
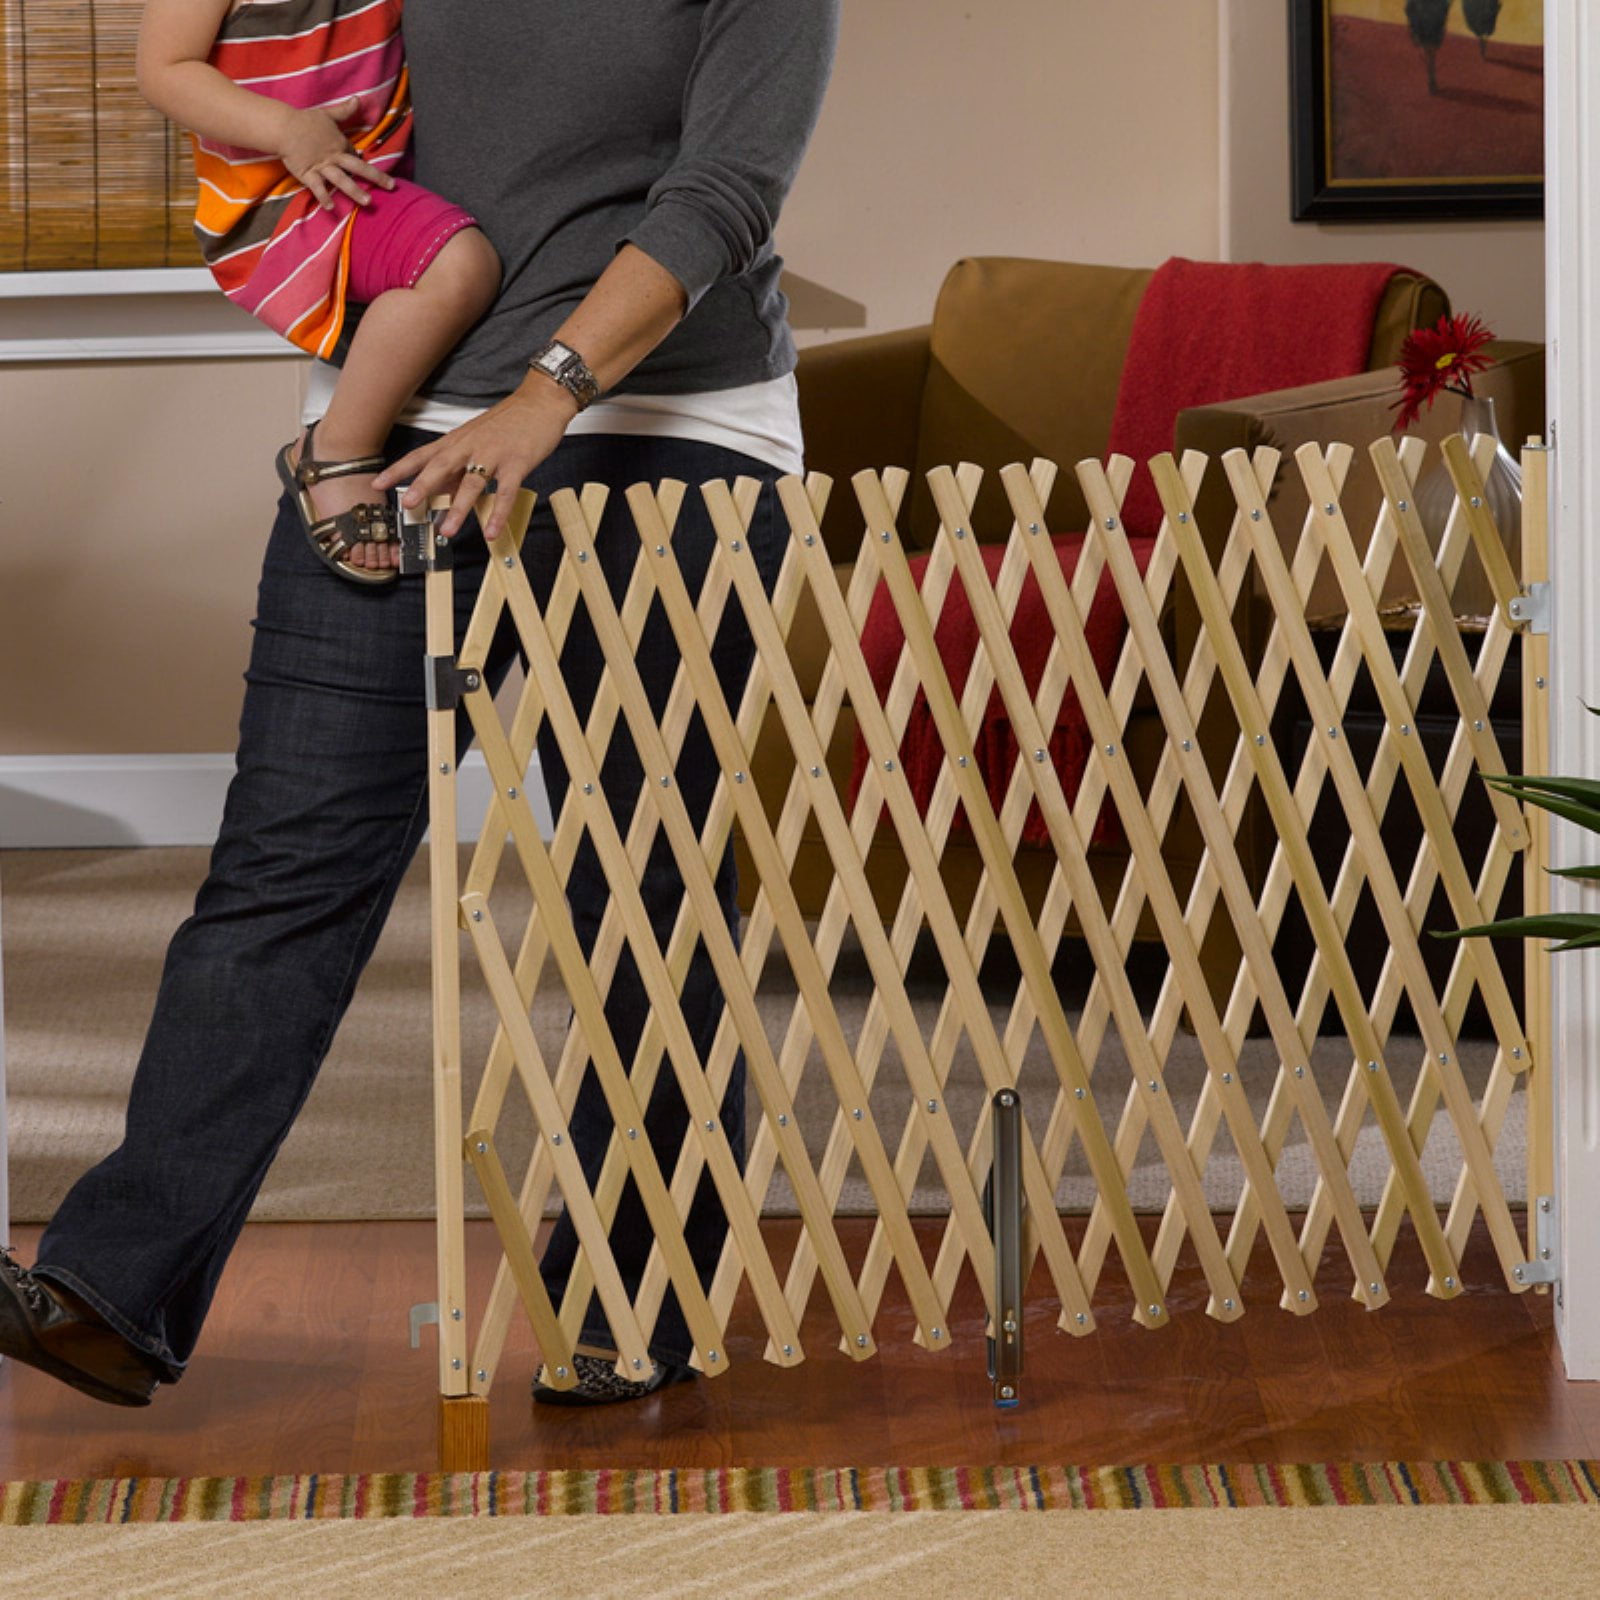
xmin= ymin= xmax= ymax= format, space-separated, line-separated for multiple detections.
xmin=278 ymin=96 xmax=396 ymax=211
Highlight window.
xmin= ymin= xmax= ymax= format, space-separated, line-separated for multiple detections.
xmin=1 ymin=0 xmax=199 ymax=271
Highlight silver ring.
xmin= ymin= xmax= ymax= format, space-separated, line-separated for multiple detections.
xmin=463 ymin=462 xmax=491 ymax=479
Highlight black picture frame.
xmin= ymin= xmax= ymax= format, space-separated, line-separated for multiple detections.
xmin=1289 ymin=0 xmax=1543 ymax=222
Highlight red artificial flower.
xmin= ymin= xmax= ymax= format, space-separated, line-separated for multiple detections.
xmin=1393 ymin=312 xmax=1496 ymax=432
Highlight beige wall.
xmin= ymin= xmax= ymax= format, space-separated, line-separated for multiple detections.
xmin=782 ymin=0 xmax=1224 ymax=340
xmin=0 ymin=357 xmax=304 ymax=755
xmin=0 ymin=0 xmax=1548 ymax=760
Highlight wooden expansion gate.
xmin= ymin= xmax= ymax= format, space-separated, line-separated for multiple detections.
xmin=409 ymin=433 xmax=1550 ymax=1471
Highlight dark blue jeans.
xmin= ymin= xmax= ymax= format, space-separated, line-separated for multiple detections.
xmin=34 ymin=428 xmax=783 ymax=1380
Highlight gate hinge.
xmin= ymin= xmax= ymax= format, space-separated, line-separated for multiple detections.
xmin=1507 ymin=582 xmax=1550 ymax=634
xmin=1512 ymin=1195 xmax=1559 ymax=1286
xmin=408 ymin=1301 xmax=440 ymax=1348
xmin=398 ymin=499 xmax=450 ymax=575
xmin=426 ymin=655 xmax=482 ymax=711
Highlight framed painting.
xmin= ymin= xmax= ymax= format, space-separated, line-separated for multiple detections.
xmin=1289 ymin=0 xmax=1543 ymax=221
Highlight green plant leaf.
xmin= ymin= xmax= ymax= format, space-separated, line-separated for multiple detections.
xmin=1482 ymin=775 xmax=1600 ymax=836
xmin=1548 ymin=863 xmax=1600 ymax=882
xmin=1440 ymin=912 xmax=1600 ymax=943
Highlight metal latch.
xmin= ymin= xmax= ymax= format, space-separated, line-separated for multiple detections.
xmin=1512 ymin=1195 xmax=1559 ymax=1286
xmin=409 ymin=1301 xmax=440 ymax=1348
xmin=426 ymin=655 xmax=482 ymax=711
xmin=1507 ymin=582 xmax=1550 ymax=635
xmin=397 ymin=497 xmax=450 ymax=575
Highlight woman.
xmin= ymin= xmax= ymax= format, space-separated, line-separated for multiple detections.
xmin=0 ymin=0 xmax=841 ymax=1409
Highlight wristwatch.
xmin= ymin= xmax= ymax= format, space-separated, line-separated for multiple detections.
xmin=527 ymin=339 xmax=602 ymax=411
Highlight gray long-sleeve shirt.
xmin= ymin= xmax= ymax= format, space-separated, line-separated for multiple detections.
xmin=402 ymin=0 xmax=840 ymax=407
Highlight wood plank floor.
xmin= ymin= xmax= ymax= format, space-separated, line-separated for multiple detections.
xmin=1 ymin=1216 xmax=1595 ymax=1481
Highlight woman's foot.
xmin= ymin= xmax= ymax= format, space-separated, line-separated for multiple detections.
xmin=284 ymin=427 xmax=397 ymax=571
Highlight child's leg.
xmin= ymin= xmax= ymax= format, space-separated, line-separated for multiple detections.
xmin=294 ymin=225 xmax=500 ymax=568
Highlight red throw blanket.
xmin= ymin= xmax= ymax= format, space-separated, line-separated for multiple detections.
xmin=1108 ymin=256 xmax=1409 ymax=537
xmin=851 ymin=256 xmax=1410 ymax=851
xmin=850 ymin=534 xmax=1155 ymax=848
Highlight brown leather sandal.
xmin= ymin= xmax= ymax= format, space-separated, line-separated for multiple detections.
xmin=275 ymin=422 xmax=399 ymax=587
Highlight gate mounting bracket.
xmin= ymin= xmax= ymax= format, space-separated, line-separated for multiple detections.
xmin=1512 ymin=1195 xmax=1559 ymax=1287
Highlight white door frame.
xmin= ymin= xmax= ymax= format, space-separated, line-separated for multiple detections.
xmin=1545 ymin=0 xmax=1600 ymax=1380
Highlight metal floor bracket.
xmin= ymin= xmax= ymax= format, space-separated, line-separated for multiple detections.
xmin=987 ymin=1089 xmax=1024 ymax=1407
xmin=1512 ymin=1195 xmax=1560 ymax=1286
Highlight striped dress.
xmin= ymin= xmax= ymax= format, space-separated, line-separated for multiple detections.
xmin=195 ymin=0 xmax=412 ymax=359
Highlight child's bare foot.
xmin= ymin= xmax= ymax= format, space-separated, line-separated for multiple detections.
xmin=285 ymin=426 xmax=399 ymax=571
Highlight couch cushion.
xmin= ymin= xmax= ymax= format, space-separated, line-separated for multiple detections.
xmin=910 ymin=259 xmax=1152 ymax=546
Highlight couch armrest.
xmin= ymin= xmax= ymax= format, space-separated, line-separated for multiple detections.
xmin=1175 ymin=341 xmax=1544 ymax=625
xmin=796 ymin=325 xmax=932 ymax=559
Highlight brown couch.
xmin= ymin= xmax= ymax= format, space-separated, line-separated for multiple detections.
xmin=740 ymin=257 xmax=1541 ymax=976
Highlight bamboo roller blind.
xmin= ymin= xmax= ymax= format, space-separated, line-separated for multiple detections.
xmin=1 ymin=0 xmax=200 ymax=271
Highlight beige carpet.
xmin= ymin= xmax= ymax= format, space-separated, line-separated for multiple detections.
xmin=0 ymin=847 xmax=1521 ymax=1223
xmin=0 ymin=1506 xmax=1596 ymax=1600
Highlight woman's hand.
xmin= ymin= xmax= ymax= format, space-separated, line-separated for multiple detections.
xmin=373 ymin=382 xmax=580 ymax=542
xmin=277 ymin=96 xmax=394 ymax=210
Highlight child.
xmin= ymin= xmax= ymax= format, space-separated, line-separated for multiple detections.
xmin=138 ymin=0 xmax=501 ymax=584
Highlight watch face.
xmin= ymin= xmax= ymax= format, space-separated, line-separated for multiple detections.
xmin=534 ymin=346 xmax=566 ymax=377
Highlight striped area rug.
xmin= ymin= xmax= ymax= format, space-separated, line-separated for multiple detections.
xmin=5 ymin=1462 xmax=1598 ymax=1523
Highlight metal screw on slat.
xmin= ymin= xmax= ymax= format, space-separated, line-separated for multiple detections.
xmin=1075 ymin=1312 xmax=1087 ymax=1326
xmin=477 ymin=1369 xmax=487 ymax=1382
xmin=660 ymin=775 xmax=671 ymax=788
xmin=1250 ymin=509 xmax=1262 ymax=521
xmin=958 ymin=755 xmax=969 ymax=766
xmin=555 ymin=1366 xmax=569 ymax=1379
xmin=1034 ymin=748 xmax=1047 ymax=762
xmin=439 ymin=762 xmax=451 ymax=775
xmin=1177 ymin=511 xmax=1189 ymax=524
xmin=931 ymin=1328 xmax=942 ymax=1341
xmin=852 ymin=1107 xmax=864 ymax=1120
xmin=955 ymin=526 xmax=968 ymax=540
xmin=656 ymin=544 xmax=666 ymax=555
xmin=1256 ymin=734 xmax=1266 ymax=745
xmin=475 ymin=1141 xmax=487 ymax=1154
xmin=881 ymin=530 xmax=892 ymax=543
xmin=504 ymin=556 xmax=514 ymax=567
xmin=1105 ymin=517 xmax=1117 ymax=530
xmin=583 ymin=782 xmax=594 ymax=794
xmin=1370 ymin=1282 xmax=1381 ymax=1296
xmin=810 ymin=765 xmax=821 ymax=777
xmin=1444 ymin=1277 xmax=1456 ymax=1290
xmin=734 ymin=771 xmax=746 ymax=783
xmin=1075 ymin=1087 xmax=1085 ymax=1100
xmin=471 ymin=909 xmax=483 ymax=922
xmin=1368 ymin=1061 xmax=1379 ymax=1073
xmin=856 ymin=1334 xmax=868 ymax=1348
xmin=1104 ymin=744 xmax=1116 ymax=756
xmin=633 ymin=1358 xmax=645 ymax=1371
xmin=705 ymin=1119 xmax=716 ymax=1132
xmin=1294 ymin=1066 xmax=1304 ymax=1079
xmin=1223 ymin=1299 xmax=1236 ymax=1312
xmin=1397 ymin=499 xmax=1409 ymax=512
xmin=708 ymin=1350 xmax=720 ymax=1363
xmin=1324 ymin=502 xmax=1336 ymax=516
xmin=452 ymin=1358 xmax=462 ymax=1370
xmin=1471 ymin=496 xmax=1483 ymax=509
xmin=1474 ymin=720 xmax=1484 ymax=732
xmin=627 ymin=1128 xmax=638 ymax=1140
xmin=452 ymin=1309 xmax=462 ymax=1321
xmin=804 ymin=535 xmax=815 ymax=546
xmin=927 ymin=1099 xmax=939 ymax=1113
xmin=578 ymin=550 xmax=589 ymax=563
xmin=507 ymin=786 xmax=518 ymax=800
xmin=1222 ymin=1073 xmax=1233 ymax=1085
xmin=552 ymin=1134 xmax=563 ymax=1146
xmin=884 ymin=759 xmax=895 ymax=772
xmin=783 ymin=1344 xmax=794 ymax=1357
xmin=1400 ymin=724 xmax=1411 ymax=736
xmin=1297 ymin=1290 xmax=1309 ymax=1303
xmin=1029 ymin=523 xmax=1041 ymax=535
xmin=732 ymin=540 xmax=743 ymax=553
xmin=1148 ymin=1305 xmax=1162 ymax=1319
xmin=1181 ymin=739 xmax=1192 ymax=752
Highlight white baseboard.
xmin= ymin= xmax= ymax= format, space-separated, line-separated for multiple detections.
xmin=0 ymin=752 xmax=550 ymax=848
